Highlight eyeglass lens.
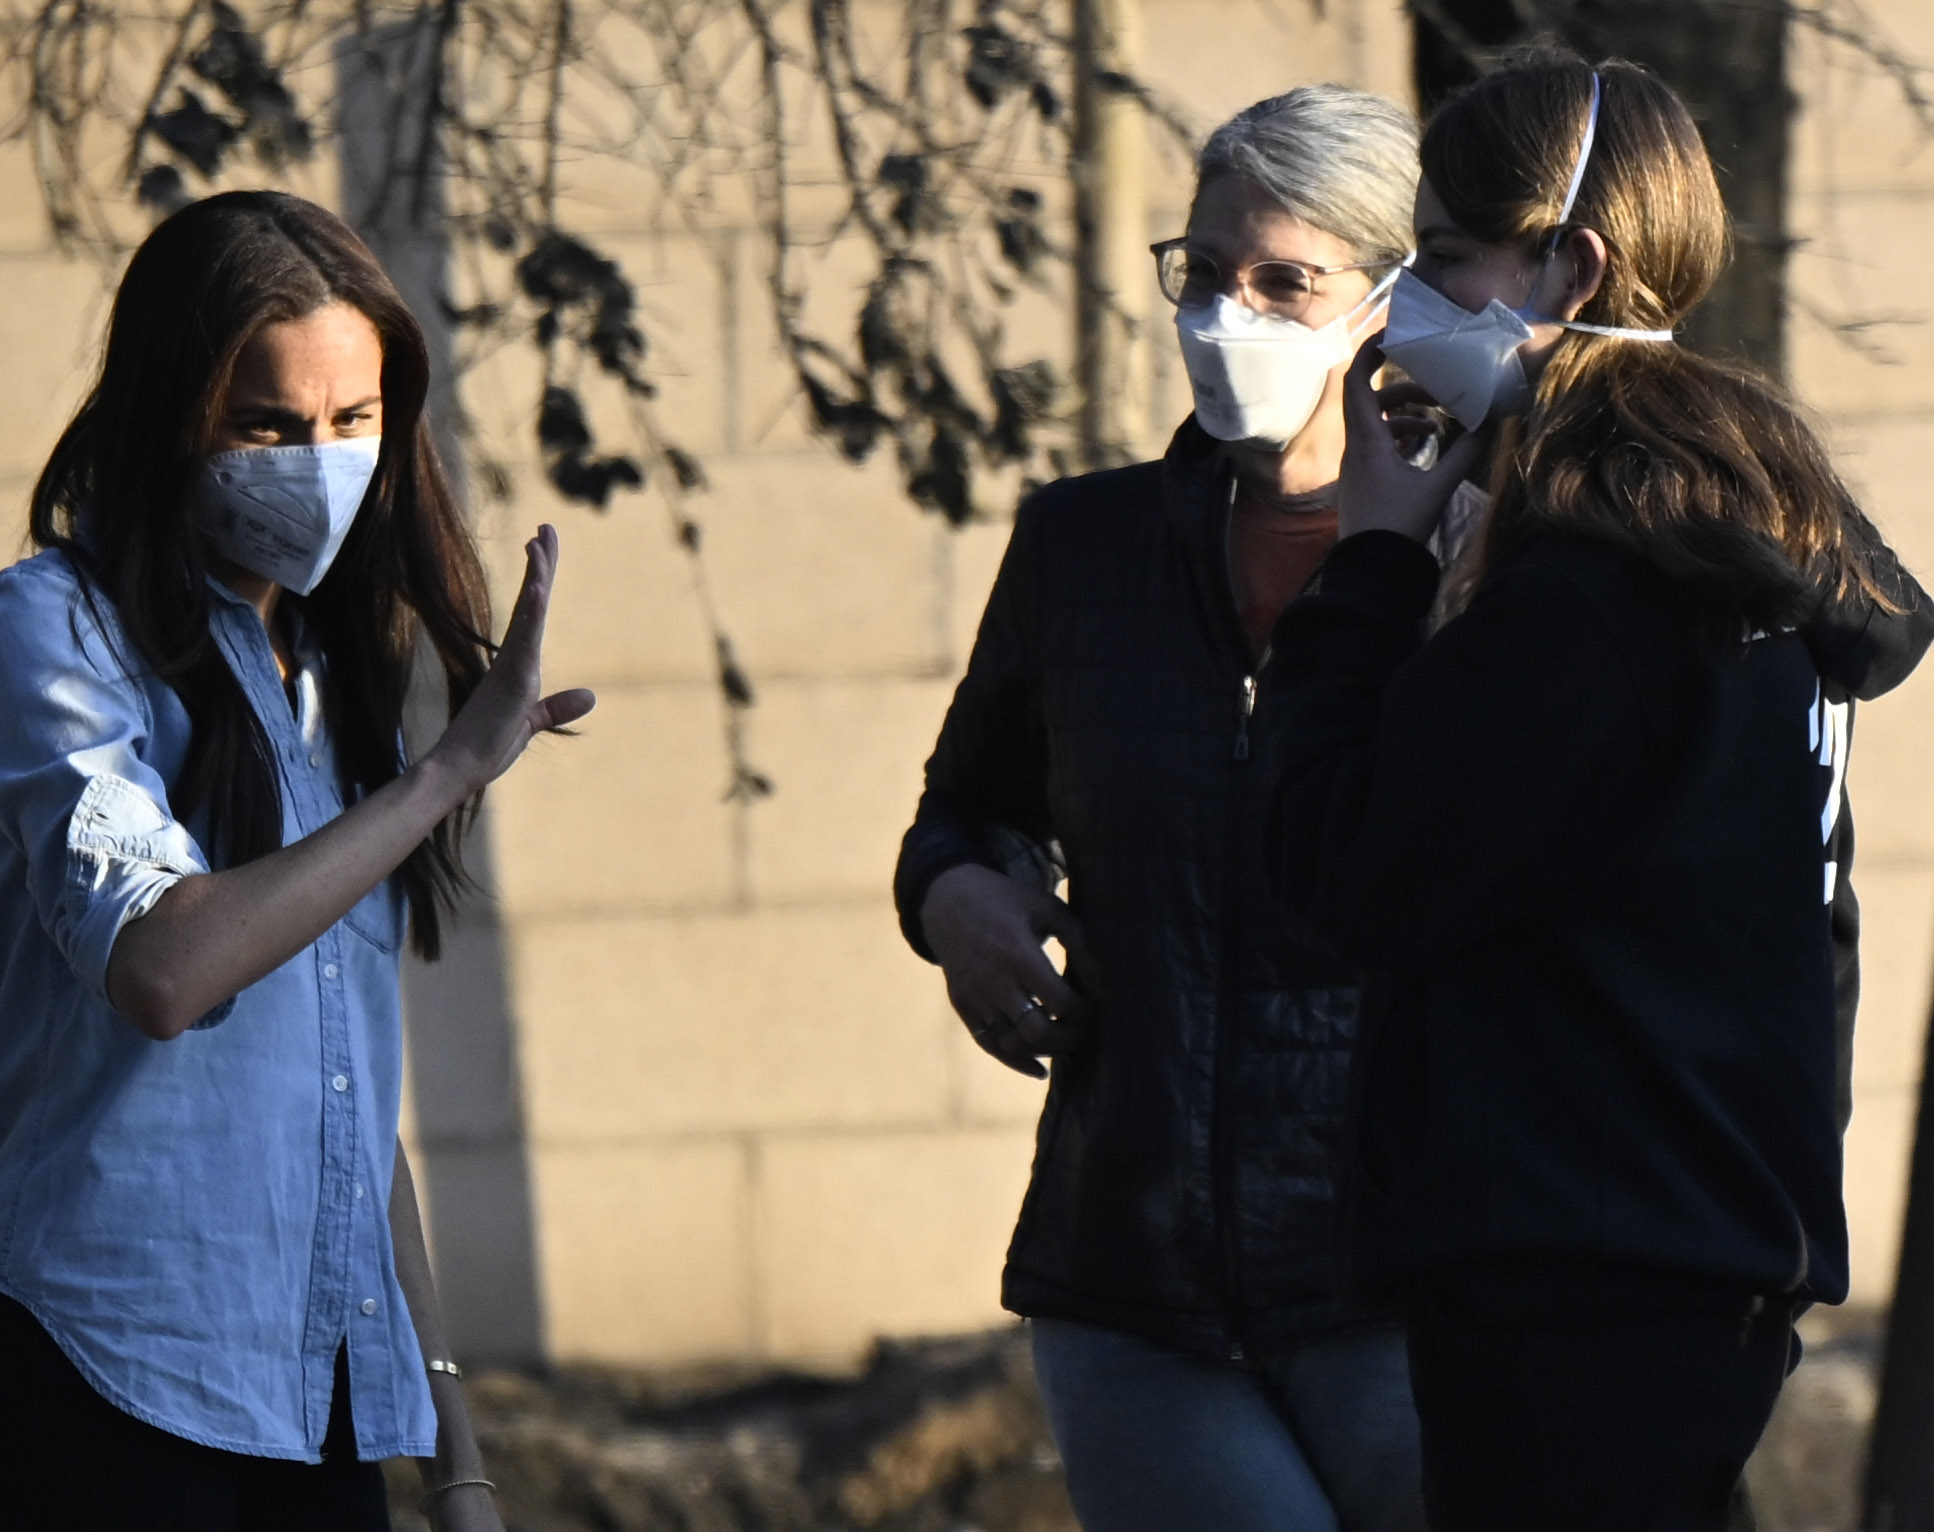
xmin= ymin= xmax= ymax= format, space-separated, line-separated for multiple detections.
xmin=1157 ymin=247 xmax=1316 ymax=317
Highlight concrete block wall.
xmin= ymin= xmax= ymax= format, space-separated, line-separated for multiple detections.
xmin=1788 ymin=0 xmax=1934 ymax=1305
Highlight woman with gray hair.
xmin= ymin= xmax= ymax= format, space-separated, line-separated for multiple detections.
xmin=893 ymin=86 xmax=1424 ymax=1532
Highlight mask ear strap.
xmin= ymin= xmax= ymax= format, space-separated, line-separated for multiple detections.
xmin=1558 ymin=317 xmax=1675 ymax=342
xmin=1345 ymin=259 xmax=1410 ymax=340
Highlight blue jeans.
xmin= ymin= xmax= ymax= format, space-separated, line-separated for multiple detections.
xmin=1031 ymin=1317 xmax=1425 ymax=1532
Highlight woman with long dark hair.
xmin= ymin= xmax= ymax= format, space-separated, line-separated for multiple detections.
xmin=1264 ymin=51 xmax=1931 ymax=1531
xmin=0 ymin=190 xmax=592 ymax=1530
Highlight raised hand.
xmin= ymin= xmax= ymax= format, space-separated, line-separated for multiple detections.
xmin=428 ymin=524 xmax=597 ymax=795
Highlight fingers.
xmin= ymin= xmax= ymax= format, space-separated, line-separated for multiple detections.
xmin=950 ymin=939 xmax=1092 ymax=1079
xmin=533 ymin=687 xmax=598 ymax=733
xmin=959 ymin=996 xmax=1048 ymax=1078
xmin=1342 ymin=336 xmax=1388 ymax=436
xmin=1034 ymin=899 xmax=1098 ymax=1006
xmin=1430 ymin=420 xmax=1492 ymax=489
xmin=1007 ymin=994 xmax=1089 ymax=1056
xmin=1374 ymin=379 xmax=1441 ymax=413
xmin=500 ymin=524 xmax=560 ymax=658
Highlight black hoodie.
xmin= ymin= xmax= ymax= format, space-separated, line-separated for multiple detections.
xmin=1263 ymin=522 xmax=1932 ymax=1306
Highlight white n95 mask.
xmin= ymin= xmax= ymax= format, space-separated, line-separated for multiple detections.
xmin=191 ymin=437 xmax=382 ymax=595
xmin=1177 ymin=272 xmax=1397 ymax=449
xmin=1378 ymin=271 xmax=1536 ymax=431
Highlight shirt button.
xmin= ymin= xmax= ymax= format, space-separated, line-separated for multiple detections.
xmin=323 ymin=963 xmax=340 ymax=980
xmin=309 ymin=753 xmax=323 ymax=769
xmin=354 ymin=1183 xmax=365 ymax=1199
xmin=361 ymin=1298 xmax=377 ymax=1316
xmin=331 ymin=1074 xmax=349 ymax=1093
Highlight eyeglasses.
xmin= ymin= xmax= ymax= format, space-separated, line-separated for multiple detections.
xmin=1150 ymin=237 xmax=1397 ymax=321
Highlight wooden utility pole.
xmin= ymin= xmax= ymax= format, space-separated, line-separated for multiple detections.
xmin=1071 ymin=0 xmax=1148 ymax=470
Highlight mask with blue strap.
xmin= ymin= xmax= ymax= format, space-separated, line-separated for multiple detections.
xmin=1379 ymin=72 xmax=1674 ymax=431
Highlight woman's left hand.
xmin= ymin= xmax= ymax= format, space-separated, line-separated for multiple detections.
xmin=1336 ymin=338 xmax=1490 ymax=544
xmin=427 ymin=524 xmax=597 ymax=799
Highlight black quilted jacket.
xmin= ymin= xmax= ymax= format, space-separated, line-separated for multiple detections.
xmin=894 ymin=421 xmax=1371 ymax=1360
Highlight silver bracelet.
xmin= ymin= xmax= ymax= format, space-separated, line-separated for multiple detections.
xmin=425 ymin=1358 xmax=464 ymax=1380
xmin=418 ymin=1477 xmax=495 ymax=1512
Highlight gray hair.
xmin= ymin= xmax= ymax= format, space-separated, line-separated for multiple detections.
xmin=1195 ymin=84 xmax=1419 ymax=265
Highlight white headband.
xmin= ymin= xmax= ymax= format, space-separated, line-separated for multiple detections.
xmin=1547 ymin=71 xmax=1674 ymax=344
xmin=1554 ymin=72 xmax=1602 ymax=236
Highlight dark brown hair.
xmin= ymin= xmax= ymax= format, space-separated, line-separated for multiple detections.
xmin=1424 ymin=48 xmax=1880 ymax=624
xmin=31 ymin=190 xmax=491 ymax=959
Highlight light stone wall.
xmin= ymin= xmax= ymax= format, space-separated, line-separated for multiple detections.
xmin=1788 ymin=0 xmax=1934 ymax=1306
xmin=0 ymin=0 xmax=1925 ymax=1369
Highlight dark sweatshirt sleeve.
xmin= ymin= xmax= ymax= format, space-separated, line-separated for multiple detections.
xmin=1263 ymin=531 xmax=1691 ymax=977
xmin=892 ymin=496 xmax=1056 ymax=962
xmin=1803 ymin=510 xmax=1934 ymax=702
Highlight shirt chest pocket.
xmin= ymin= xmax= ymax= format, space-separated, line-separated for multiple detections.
xmin=343 ymin=875 xmax=406 ymax=953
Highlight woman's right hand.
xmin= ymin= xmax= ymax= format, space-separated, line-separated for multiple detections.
xmin=1337 ymin=341 xmax=1490 ymax=545
xmin=921 ymin=864 xmax=1094 ymax=1079
xmin=426 ymin=524 xmax=597 ymax=799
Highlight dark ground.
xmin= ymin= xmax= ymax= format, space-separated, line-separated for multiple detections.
xmin=386 ymin=1310 xmax=1883 ymax=1532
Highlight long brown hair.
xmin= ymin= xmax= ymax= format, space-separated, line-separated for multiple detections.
xmin=1424 ymin=49 xmax=1880 ymax=624
xmin=31 ymin=190 xmax=491 ymax=959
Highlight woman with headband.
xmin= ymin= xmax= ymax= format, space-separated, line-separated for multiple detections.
xmin=896 ymin=87 xmax=1425 ymax=1532
xmin=1263 ymin=51 xmax=1931 ymax=1531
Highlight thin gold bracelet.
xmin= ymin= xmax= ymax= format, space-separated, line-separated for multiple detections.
xmin=418 ymin=1477 xmax=495 ymax=1512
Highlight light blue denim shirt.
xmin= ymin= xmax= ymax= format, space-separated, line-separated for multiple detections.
xmin=0 ymin=549 xmax=436 ymax=1462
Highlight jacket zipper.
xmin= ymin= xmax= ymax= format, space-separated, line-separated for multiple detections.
xmin=1212 ymin=465 xmax=1266 ymax=1360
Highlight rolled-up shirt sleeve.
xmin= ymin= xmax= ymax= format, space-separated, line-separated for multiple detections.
xmin=0 ymin=565 xmax=220 ymax=1016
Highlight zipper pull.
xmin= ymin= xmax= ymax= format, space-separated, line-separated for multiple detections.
xmin=1235 ymin=675 xmax=1257 ymax=760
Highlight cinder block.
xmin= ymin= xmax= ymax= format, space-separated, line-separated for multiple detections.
xmin=1818 ymin=413 xmax=1934 ymax=576
xmin=0 ymin=256 xmax=114 ymax=479
xmin=1844 ymin=1083 xmax=1921 ymax=1306
xmin=1848 ymin=664 xmax=1934 ymax=862
xmin=1139 ymin=0 xmax=1366 ymax=126
xmin=948 ymin=1011 xmax=1056 ymax=1127
xmin=1850 ymin=866 xmax=1934 ymax=1090
xmin=512 ymin=905 xmax=954 ymax=1140
xmin=487 ymin=680 xmax=739 ymax=916
xmin=0 ymin=474 xmax=41 ymax=563
xmin=453 ymin=333 xmax=549 ymax=473
xmin=532 ymin=1139 xmax=756 ymax=1364
xmin=1357 ymin=0 xmax=1419 ymax=106
xmin=730 ymin=223 xmax=888 ymax=459
xmin=1788 ymin=191 xmax=1934 ymax=417
xmin=0 ymin=146 xmax=54 ymax=255
xmin=754 ymin=1126 xmax=1037 ymax=1364
xmin=455 ymin=240 xmax=728 ymax=483
xmin=470 ymin=481 xmax=720 ymax=687
xmin=699 ymin=451 xmax=950 ymax=678
xmin=947 ymin=517 xmax=1019 ymax=672
xmin=744 ymin=676 xmax=954 ymax=903
xmin=1789 ymin=14 xmax=1934 ymax=200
